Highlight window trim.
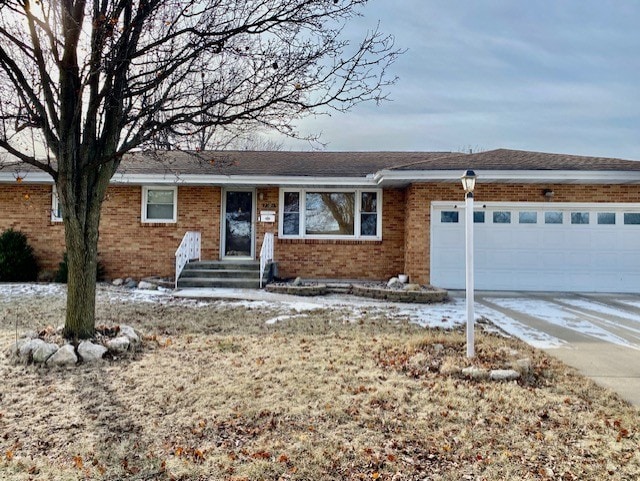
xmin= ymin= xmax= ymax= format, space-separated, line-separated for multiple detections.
xmin=141 ymin=186 xmax=178 ymax=223
xmin=51 ymin=185 xmax=63 ymax=223
xmin=278 ymin=188 xmax=382 ymax=240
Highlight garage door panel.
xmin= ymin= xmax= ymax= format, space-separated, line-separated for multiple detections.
xmin=431 ymin=204 xmax=640 ymax=293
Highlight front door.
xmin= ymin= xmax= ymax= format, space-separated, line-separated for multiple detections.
xmin=222 ymin=190 xmax=254 ymax=258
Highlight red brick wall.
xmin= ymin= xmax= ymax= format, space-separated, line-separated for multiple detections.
xmin=0 ymin=184 xmax=221 ymax=279
xmin=0 ymin=184 xmax=65 ymax=273
xmin=99 ymin=185 xmax=221 ymax=278
xmin=3 ymin=181 xmax=640 ymax=283
xmin=405 ymin=182 xmax=640 ymax=284
xmin=266 ymin=188 xmax=406 ymax=280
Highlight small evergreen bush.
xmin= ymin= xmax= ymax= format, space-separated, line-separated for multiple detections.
xmin=55 ymin=252 xmax=106 ymax=283
xmin=0 ymin=229 xmax=39 ymax=282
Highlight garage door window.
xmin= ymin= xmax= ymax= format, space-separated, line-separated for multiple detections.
xmin=474 ymin=211 xmax=485 ymax=223
xmin=545 ymin=211 xmax=563 ymax=224
xmin=571 ymin=212 xmax=590 ymax=225
xmin=597 ymin=212 xmax=616 ymax=225
xmin=493 ymin=211 xmax=511 ymax=224
xmin=441 ymin=211 xmax=459 ymax=223
xmin=624 ymin=213 xmax=640 ymax=225
xmin=518 ymin=211 xmax=537 ymax=224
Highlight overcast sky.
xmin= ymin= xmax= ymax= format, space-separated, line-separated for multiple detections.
xmin=280 ymin=0 xmax=640 ymax=160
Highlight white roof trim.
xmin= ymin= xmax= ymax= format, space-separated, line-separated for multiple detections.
xmin=0 ymin=171 xmax=53 ymax=183
xmin=3 ymin=168 xmax=640 ymax=186
xmin=110 ymin=173 xmax=378 ymax=186
xmin=375 ymin=169 xmax=640 ymax=185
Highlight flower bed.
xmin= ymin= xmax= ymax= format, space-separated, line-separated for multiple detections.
xmin=265 ymin=280 xmax=448 ymax=303
xmin=351 ymin=284 xmax=448 ymax=303
xmin=265 ymin=282 xmax=328 ymax=296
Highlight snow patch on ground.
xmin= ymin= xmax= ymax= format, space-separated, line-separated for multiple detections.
xmin=265 ymin=313 xmax=310 ymax=325
xmin=6 ymin=283 xmax=636 ymax=351
xmin=0 ymin=283 xmax=66 ymax=300
xmin=475 ymin=306 xmax=566 ymax=349
xmin=561 ymin=299 xmax=640 ymax=325
xmin=616 ymin=300 xmax=640 ymax=310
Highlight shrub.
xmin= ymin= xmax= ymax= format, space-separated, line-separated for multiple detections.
xmin=55 ymin=252 xmax=106 ymax=283
xmin=0 ymin=229 xmax=39 ymax=282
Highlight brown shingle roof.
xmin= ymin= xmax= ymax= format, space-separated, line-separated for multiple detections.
xmin=3 ymin=149 xmax=639 ymax=178
xmin=119 ymin=150 xmax=459 ymax=177
xmin=388 ymin=148 xmax=640 ymax=172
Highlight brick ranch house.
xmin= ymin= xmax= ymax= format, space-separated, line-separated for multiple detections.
xmin=1 ymin=148 xmax=640 ymax=292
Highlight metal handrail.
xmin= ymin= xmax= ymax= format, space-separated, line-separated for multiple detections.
xmin=259 ymin=232 xmax=274 ymax=288
xmin=175 ymin=231 xmax=201 ymax=288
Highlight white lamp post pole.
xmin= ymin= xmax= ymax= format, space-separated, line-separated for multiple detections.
xmin=461 ymin=170 xmax=477 ymax=358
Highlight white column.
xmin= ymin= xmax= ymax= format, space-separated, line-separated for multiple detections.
xmin=465 ymin=193 xmax=475 ymax=358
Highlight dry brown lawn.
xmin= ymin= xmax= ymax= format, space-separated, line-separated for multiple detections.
xmin=0 ymin=285 xmax=639 ymax=480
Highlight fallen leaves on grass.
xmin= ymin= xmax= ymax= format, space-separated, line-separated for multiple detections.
xmin=0 ymin=290 xmax=639 ymax=480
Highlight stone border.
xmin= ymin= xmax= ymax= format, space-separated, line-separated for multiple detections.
xmin=265 ymin=282 xmax=448 ymax=303
xmin=265 ymin=283 xmax=328 ymax=296
xmin=351 ymin=284 xmax=448 ymax=303
xmin=5 ymin=324 xmax=142 ymax=367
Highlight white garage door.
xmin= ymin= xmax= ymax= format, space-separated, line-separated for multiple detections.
xmin=431 ymin=202 xmax=640 ymax=293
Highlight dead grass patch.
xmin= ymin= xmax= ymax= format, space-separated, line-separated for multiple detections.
xmin=0 ymin=286 xmax=638 ymax=480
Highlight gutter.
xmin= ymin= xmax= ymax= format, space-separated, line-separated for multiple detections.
xmin=374 ymin=169 xmax=640 ymax=185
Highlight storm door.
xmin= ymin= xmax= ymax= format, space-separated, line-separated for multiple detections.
xmin=222 ymin=190 xmax=255 ymax=258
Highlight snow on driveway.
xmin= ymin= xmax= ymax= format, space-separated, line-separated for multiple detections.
xmin=481 ymin=296 xmax=640 ymax=350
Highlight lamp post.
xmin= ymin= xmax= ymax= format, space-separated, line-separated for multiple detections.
xmin=461 ymin=169 xmax=477 ymax=358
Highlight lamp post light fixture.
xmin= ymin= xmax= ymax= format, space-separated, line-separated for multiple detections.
xmin=461 ymin=169 xmax=477 ymax=358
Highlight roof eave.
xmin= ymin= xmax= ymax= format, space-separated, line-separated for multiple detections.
xmin=375 ymin=169 xmax=640 ymax=185
xmin=110 ymin=173 xmax=377 ymax=187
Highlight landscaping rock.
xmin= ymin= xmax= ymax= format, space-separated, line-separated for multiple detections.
xmin=387 ymin=277 xmax=403 ymax=288
xmin=5 ymin=339 xmax=27 ymax=358
xmin=112 ymin=278 xmax=124 ymax=286
xmin=403 ymin=283 xmax=421 ymax=291
xmin=433 ymin=343 xmax=445 ymax=353
xmin=490 ymin=369 xmax=520 ymax=381
xmin=19 ymin=338 xmax=45 ymax=359
xmin=497 ymin=347 xmax=520 ymax=357
xmin=138 ymin=280 xmax=157 ymax=290
xmin=119 ymin=325 xmax=140 ymax=346
xmin=20 ymin=330 xmax=39 ymax=340
xmin=78 ymin=341 xmax=107 ymax=362
xmin=32 ymin=342 xmax=59 ymax=363
xmin=292 ymin=277 xmax=303 ymax=286
xmin=37 ymin=270 xmax=56 ymax=282
xmin=265 ymin=283 xmax=328 ymax=296
xmin=513 ymin=358 xmax=532 ymax=375
xmin=106 ymin=336 xmax=130 ymax=354
xmin=47 ymin=344 xmax=78 ymax=366
xmin=462 ymin=366 xmax=489 ymax=380
xmin=125 ymin=280 xmax=138 ymax=289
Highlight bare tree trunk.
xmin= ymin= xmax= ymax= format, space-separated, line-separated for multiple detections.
xmin=63 ymin=228 xmax=98 ymax=339
xmin=59 ymin=164 xmax=112 ymax=340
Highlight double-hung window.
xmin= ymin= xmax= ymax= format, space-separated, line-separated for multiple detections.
xmin=142 ymin=186 xmax=177 ymax=223
xmin=279 ymin=189 xmax=382 ymax=240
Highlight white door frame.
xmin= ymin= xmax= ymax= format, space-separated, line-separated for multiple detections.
xmin=220 ymin=188 xmax=256 ymax=260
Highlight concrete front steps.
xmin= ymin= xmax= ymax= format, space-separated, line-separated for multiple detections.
xmin=177 ymin=260 xmax=267 ymax=289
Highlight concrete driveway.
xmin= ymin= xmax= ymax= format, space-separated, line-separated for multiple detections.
xmin=463 ymin=291 xmax=640 ymax=407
